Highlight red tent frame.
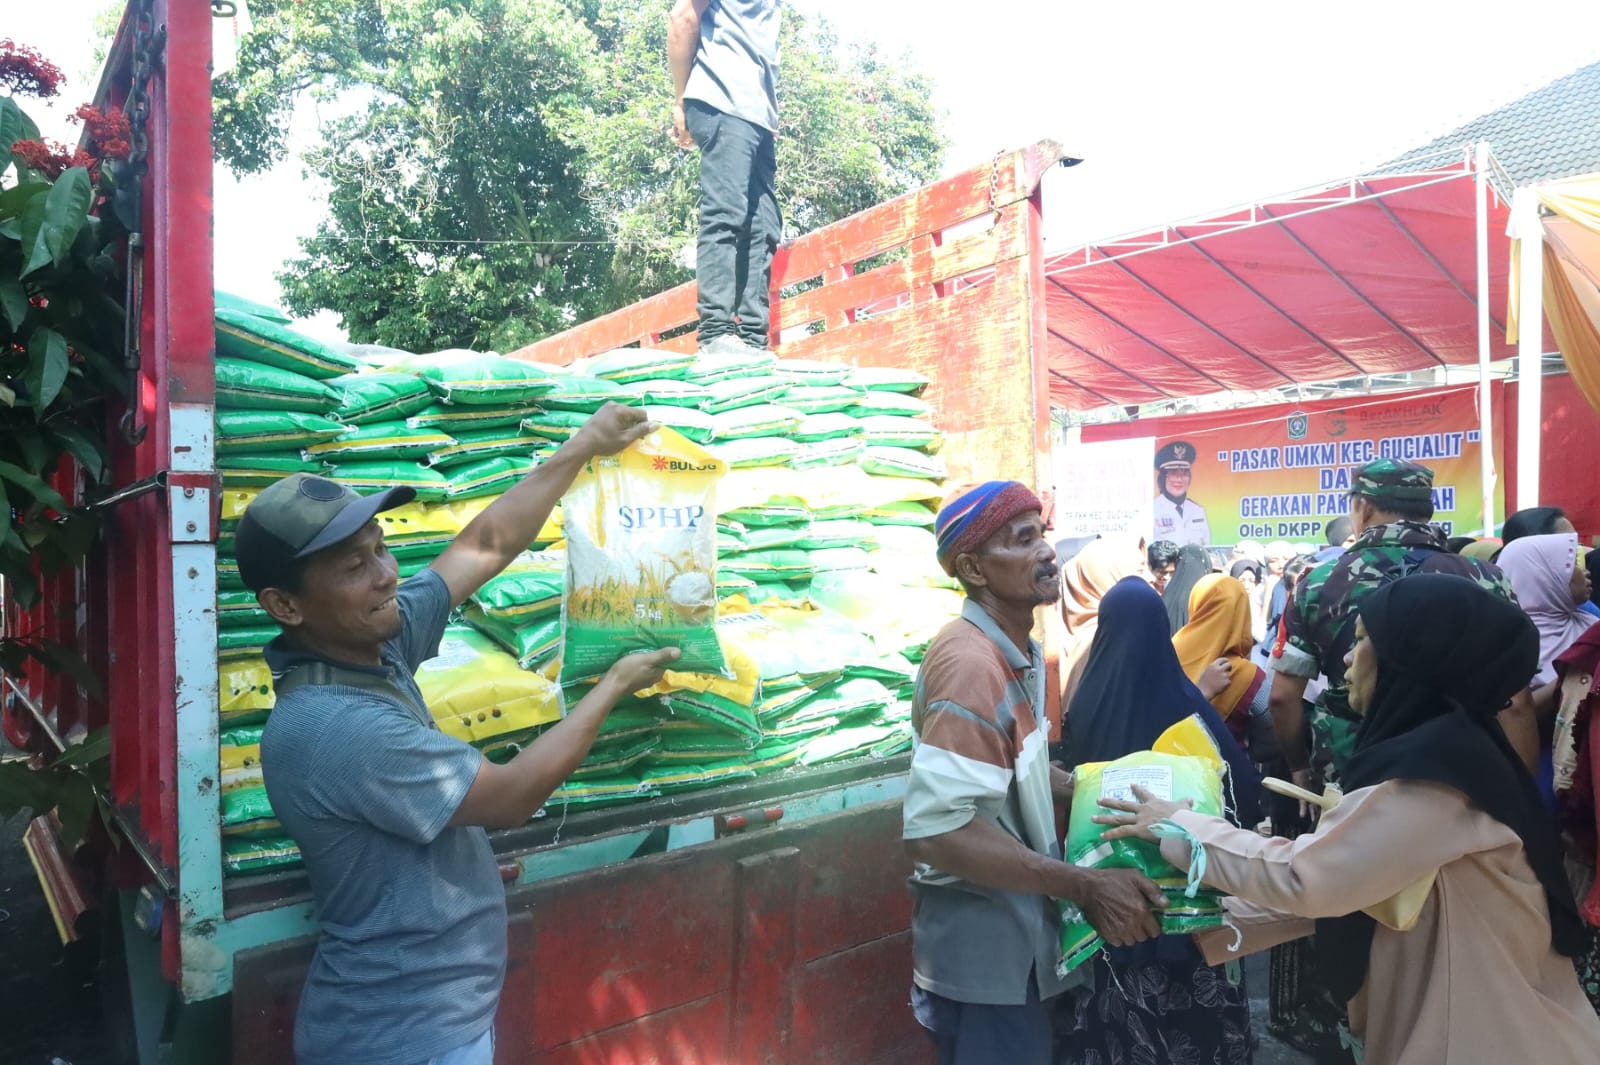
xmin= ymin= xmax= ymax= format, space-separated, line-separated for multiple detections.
xmin=1039 ymin=146 xmax=1515 ymax=410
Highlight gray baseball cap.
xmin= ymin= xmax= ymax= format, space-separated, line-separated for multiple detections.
xmin=235 ymin=474 xmax=415 ymax=593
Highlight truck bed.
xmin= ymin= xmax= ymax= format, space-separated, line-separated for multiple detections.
xmin=230 ymin=761 xmax=923 ymax=1065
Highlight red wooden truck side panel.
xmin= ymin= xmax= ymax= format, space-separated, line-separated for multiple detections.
xmin=231 ymin=801 xmax=924 ymax=1065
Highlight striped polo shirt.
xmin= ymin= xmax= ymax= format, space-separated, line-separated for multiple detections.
xmin=903 ymin=599 xmax=1078 ymax=1004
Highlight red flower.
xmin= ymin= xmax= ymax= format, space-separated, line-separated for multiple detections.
xmin=11 ymin=138 xmax=97 ymax=182
xmin=0 ymin=39 xmax=64 ymax=99
xmin=73 ymin=104 xmax=132 ymax=161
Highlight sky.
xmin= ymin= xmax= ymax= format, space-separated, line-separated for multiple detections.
xmin=8 ymin=0 xmax=1600 ymax=340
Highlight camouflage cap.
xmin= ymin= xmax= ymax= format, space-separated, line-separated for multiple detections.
xmin=1349 ymin=458 xmax=1433 ymax=504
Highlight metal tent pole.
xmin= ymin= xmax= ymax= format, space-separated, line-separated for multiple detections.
xmin=1513 ymin=186 xmax=1545 ymax=510
xmin=1474 ymin=142 xmax=1496 ymax=536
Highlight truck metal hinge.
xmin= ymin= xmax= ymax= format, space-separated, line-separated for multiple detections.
xmin=715 ymin=805 xmax=786 ymax=838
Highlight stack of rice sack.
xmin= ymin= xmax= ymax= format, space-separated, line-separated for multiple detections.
xmin=210 ymin=293 xmax=348 ymax=874
xmin=213 ymin=298 xmax=563 ymax=874
xmin=212 ymin=312 xmax=964 ymax=870
xmin=500 ymin=346 xmax=962 ymax=809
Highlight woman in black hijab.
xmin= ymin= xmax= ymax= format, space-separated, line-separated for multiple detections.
xmin=1162 ymin=542 xmax=1212 ymax=633
xmin=1058 ymin=577 xmax=1262 ymax=1065
xmin=1097 ymin=574 xmax=1598 ymax=1064
xmin=1502 ymin=505 xmax=1574 ymax=546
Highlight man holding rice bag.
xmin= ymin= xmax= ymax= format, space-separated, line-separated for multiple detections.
xmin=246 ymin=402 xmax=678 ymax=1065
xmin=903 ymin=481 xmax=1167 ymax=1065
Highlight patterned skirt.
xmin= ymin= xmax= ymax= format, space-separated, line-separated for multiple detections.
xmin=1055 ymin=953 xmax=1253 ymax=1065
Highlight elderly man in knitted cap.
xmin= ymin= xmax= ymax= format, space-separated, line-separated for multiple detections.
xmin=904 ymin=481 xmax=1165 ymax=1065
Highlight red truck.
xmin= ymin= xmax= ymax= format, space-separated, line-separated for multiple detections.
xmin=4 ymin=3 xmax=1064 ymax=1061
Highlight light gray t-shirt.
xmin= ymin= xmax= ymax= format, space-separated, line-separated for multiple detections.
xmin=683 ymin=0 xmax=782 ymax=132
xmin=261 ymin=570 xmax=505 ymax=1065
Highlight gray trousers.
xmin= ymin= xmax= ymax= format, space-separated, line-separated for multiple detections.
xmin=685 ymin=100 xmax=780 ymax=347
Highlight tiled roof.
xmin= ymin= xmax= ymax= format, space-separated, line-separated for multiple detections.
xmin=1381 ymin=60 xmax=1600 ymax=185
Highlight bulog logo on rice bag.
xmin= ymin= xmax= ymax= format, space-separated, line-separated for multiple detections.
xmin=559 ymin=427 xmax=730 ymax=683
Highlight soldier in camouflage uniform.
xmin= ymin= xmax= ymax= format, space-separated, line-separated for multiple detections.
xmin=1269 ymin=458 xmax=1518 ymax=786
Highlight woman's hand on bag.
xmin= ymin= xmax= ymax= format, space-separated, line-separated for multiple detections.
xmin=1197 ymin=657 xmax=1233 ymax=698
xmin=1092 ymin=784 xmax=1191 ymax=844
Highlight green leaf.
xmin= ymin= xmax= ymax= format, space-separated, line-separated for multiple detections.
xmin=70 ymin=341 xmax=126 ymax=396
xmin=50 ymin=426 xmax=106 ymax=482
xmin=56 ymin=725 xmax=111 ymax=770
xmin=16 ymin=190 xmax=50 ymax=275
xmin=5 ymin=568 xmax=38 ymax=609
xmin=38 ymin=512 xmax=100 ymax=571
xmin=0 ymin=180 xmax=49 ymax=222
xmin=25 ymin=639 xmax=104 ymax=699
xmin=21 ymin=167 xmax=93 ymax=278
xmin=70 ymin=214 xmax=102 ymax=261
xmin=26 ymin=327 xmax=70 ymax=409
xmin=0 ymin=636 xmax=28 ymax=673
xmin=14 ymin=189 xmax=47 ymax=267
xmin=0 ymin=276 xmax=26 ymax=333
xmin=54 ymin=774 xmax=98 ymax=849
xmin=0 ymin=97 xmax=26 ymax=160
xmin=0 ymin=760 xmax=60 ymax=820
xmin=11 ymin=428 xmax=48 ymax=473
xmin=0 ymin=459 xmax=69 ymax=512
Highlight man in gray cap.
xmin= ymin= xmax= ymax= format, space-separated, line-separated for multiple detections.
xmin=1151 ymin=439 xmax=1209 ymax=547
xmin=245 ymin=402 xmax=678 ymax=1065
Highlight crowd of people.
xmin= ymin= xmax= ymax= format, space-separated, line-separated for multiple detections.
xmin=903 ymin=459 xmax=1600 ymax=1064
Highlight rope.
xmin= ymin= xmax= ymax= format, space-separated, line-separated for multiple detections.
xmin=1149 ymin=817 xmax=1207 ymax=898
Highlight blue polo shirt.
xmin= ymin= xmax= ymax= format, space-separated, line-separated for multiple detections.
xmin=260 ymin=570 xmax=505 ymax=1065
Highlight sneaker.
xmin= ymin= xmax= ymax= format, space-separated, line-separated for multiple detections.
xmin=698 ymin=334 xmax=762 ymax=355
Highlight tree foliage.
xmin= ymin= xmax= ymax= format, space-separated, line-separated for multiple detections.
xmin=0 ymin=44 xmax=124 ymax=840
xmin=213 ymin=0 xmax=947 ymax=352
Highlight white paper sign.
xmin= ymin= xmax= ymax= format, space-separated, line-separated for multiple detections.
xmin=1053 ymin=434 xmax=1154 ymax=540
xmin=1099 ymin=764 xmax=1174 ymax=804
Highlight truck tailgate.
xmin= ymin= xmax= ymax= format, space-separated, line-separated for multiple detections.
xmin=230 ymin=770 xmax=922 ymax=1065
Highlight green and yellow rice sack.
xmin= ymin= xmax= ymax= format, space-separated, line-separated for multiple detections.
xmin=216 ymin=410 xmax=348 ymax=453
xmin=214 ymin=358 xmax=341 ymax=412
xmin=419 ymin=626 xmax=564 ymax=744
xmin=558 ymin=427 xmax=729 ymax=683
xmin=1058 ymin=740 xmax=1228 ymax=975
xmin=303 ymin=420 xmax=454 ymax=463
xmin=330 ymin=372 xmax=436 ymax=424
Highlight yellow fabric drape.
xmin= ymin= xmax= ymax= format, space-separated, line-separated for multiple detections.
xmin=1507 ymin=175 xmax=1600 ymax=416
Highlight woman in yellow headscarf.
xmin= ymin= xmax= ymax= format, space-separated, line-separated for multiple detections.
xmin=1173 ymin=573 xmax=1270 ymax=751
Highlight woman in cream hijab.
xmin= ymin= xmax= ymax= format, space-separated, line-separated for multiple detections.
xmin=1058 ymin=537 xmax=1145 ymax=707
